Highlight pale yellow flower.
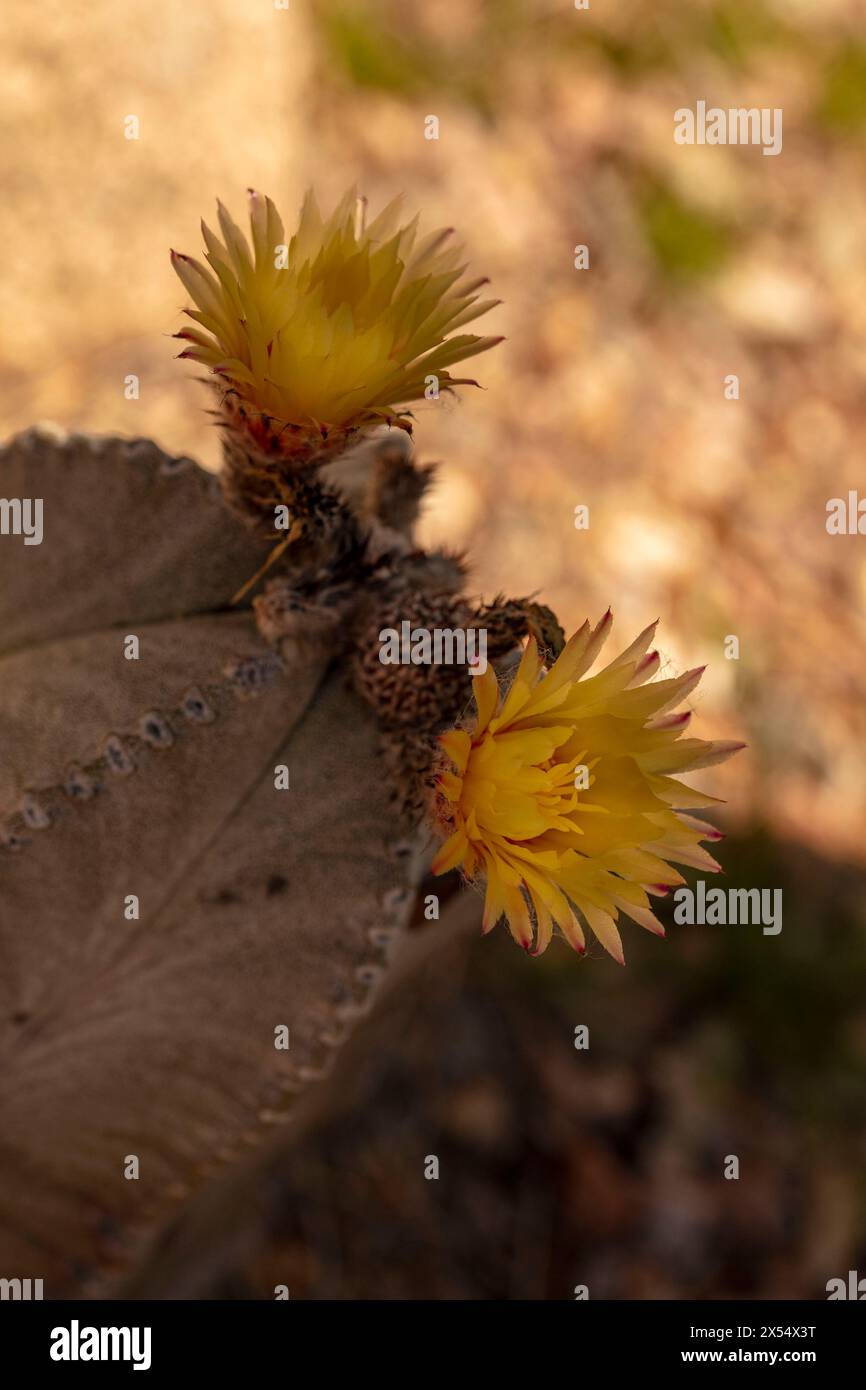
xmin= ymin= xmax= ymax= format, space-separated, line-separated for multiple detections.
xmin=172 ymin=187 xmax=501 ymax=455
xmin=432 ymin=613 xmax=743 ymax=962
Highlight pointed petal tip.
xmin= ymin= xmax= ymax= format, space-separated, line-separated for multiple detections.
xmin=635 ymin=649 xmax=660 ymax=672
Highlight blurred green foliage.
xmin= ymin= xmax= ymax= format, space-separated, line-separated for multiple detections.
xmin=320 ymin=7 xmax=418 ymax=97
xmin=317 ymin=0 xmax=801 ymax=98
xmin=638 ymin=179 xmax=733 ymax=280
xmin=319 ymin=3 xmax=503 ymax=117
xmin=704 ymin=0 xmax=793 ymax=68
xmin=817 ymin=45 xmax=866 ymax=135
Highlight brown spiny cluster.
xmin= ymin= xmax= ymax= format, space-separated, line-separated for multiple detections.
xmin=235 ymin=426 xmax=561 ymax=825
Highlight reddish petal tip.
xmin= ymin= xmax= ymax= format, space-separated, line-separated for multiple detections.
xmin=636 ymin=650 xmax=660 ymax=672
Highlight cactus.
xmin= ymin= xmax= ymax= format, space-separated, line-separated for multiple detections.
xmin=0 ymin=419 xmax=540 ymax=1294
xmin=0 ymin=189 xmax=738 ymax=1295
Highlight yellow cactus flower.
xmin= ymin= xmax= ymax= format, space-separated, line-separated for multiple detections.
xmin=171 ymin=187 xmax=502 ymax=458
xmin=431 ymin=612 xmax=743 ymax=962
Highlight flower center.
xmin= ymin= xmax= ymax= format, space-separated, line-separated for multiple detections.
xmin=460 ymin=732 xmax=584 ymax=845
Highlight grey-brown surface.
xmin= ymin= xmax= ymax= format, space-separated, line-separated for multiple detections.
xmin=0 ymin=431 xmax=430 ymax=1295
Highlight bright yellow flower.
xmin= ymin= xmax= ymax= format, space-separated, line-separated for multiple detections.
xmin=432 ymin=612 xmax=743 ymax=962
xmin=172 ymin=187 xmax=502 ymax=455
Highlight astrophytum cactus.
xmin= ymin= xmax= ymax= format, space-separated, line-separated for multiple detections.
xmin=0 ymin=189 xmax=738 ymax=1296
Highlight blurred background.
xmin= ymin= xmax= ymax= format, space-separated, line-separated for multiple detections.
xmin=2 ymin=0 xmax=866 ymax=1298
